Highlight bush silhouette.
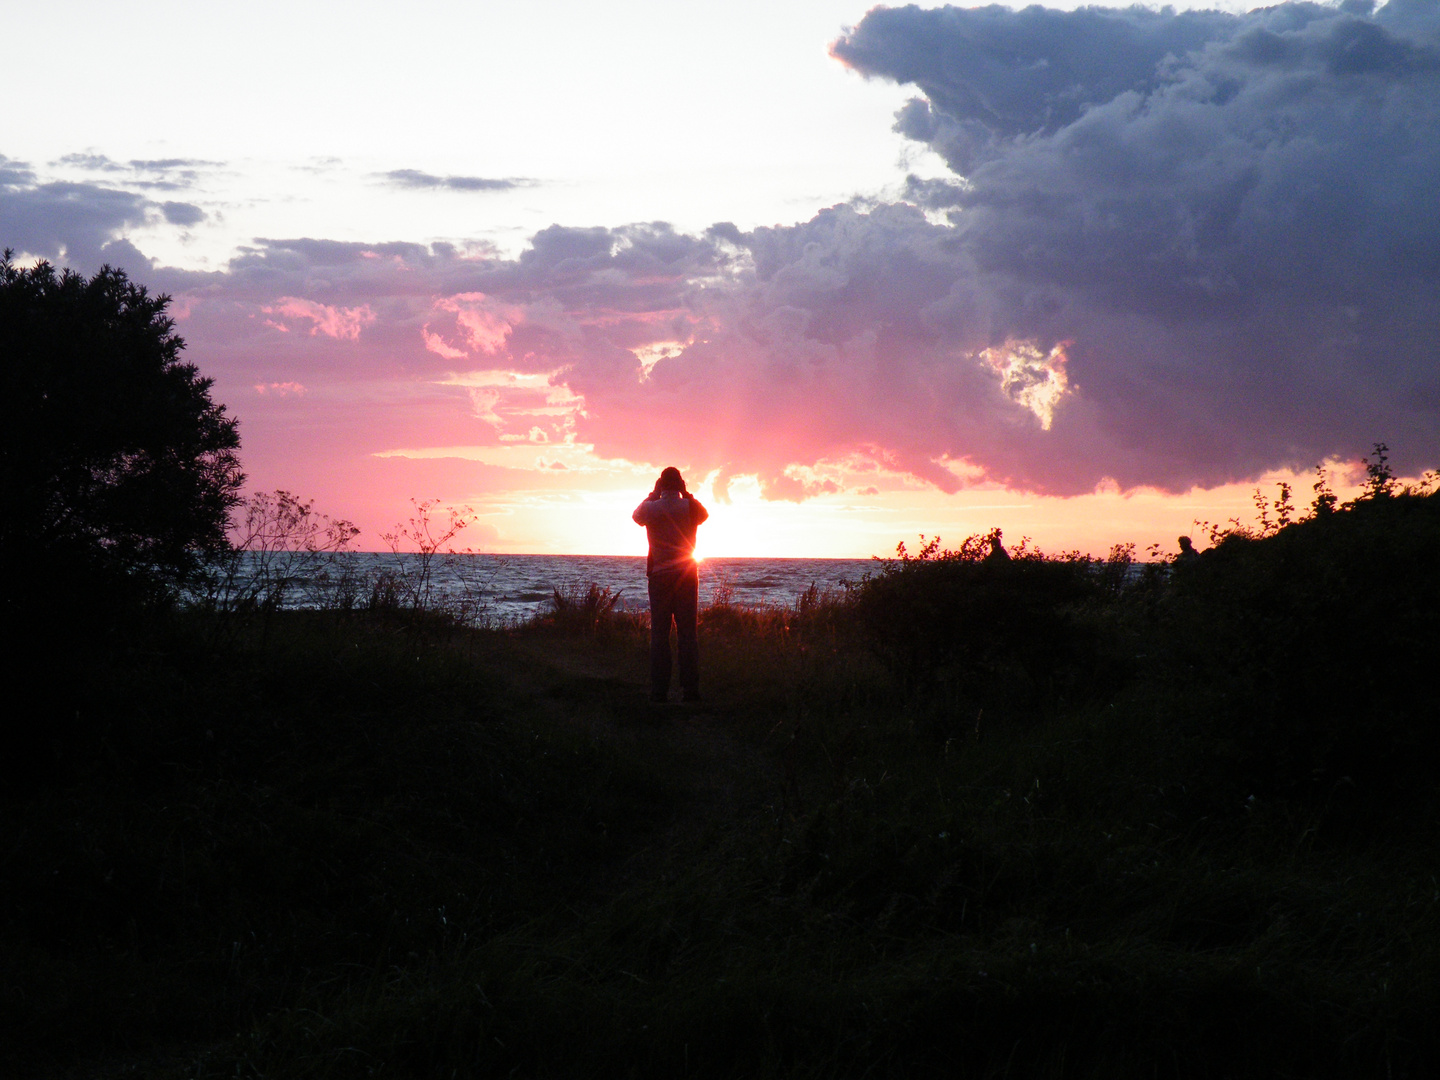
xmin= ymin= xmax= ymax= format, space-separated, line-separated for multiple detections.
xmin=852 ymin=532 xmax=1097 ymax=718
xmin=1161 ymin=488 xmax=1440 ymax=810
xmin=1 ymin=254 xmax=243 ymax=780
xmin=0 ymin=252 xmax=242 ymax=606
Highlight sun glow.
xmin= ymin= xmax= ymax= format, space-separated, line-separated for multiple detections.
xmin=687 ymin=475 xmax=880 ymax=559
xmin=470 ymin=461 xmax=1379 ymax=561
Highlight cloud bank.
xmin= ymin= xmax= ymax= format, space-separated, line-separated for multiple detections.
xmin=1 ymin=154 xmax=211 ymax=268
xmin=827 ymin=0 xmax=1440 ymax=491
xmin=5 ymin=1 xmax=1439 ymax=504
xmin=1 ymin=154 xmax=156 ymax=270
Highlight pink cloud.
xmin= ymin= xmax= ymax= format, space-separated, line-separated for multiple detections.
xmin=467 ymin=388 xmax=503 ymax=427
xmin=261 ymin=297 xmax=376 ymax=341
xmin=424 ymin=293 xmax=521 ymax=358
xmin=422 ymin=328 xmax=467 ymax=360
xmin=254 ymin=381 xmax=306 ymax=396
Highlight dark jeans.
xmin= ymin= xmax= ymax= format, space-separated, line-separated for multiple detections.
xmin=648 ymin=564 xmax=699 ymax=696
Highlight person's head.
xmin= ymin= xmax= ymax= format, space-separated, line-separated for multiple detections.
xmin=1178 ymin=535 xmax=1195 ymax=552
xmin=656 ymin=466 xmax=686 ymax=495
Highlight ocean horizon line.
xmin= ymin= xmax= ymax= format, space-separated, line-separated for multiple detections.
xmin=345 ymin=551 xmax=888 ymax=561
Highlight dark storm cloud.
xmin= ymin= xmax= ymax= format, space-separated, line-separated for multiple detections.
xmin=813 ymin=0 xmax=1440 ymax=490
xmin=153 ymin=0 xmax=1440 ymax=504
xmin=298 ymin=0 xmax=1431 ymax=496
xmin=381 ymin=169 xmax=532 ymax=192
xmin=835 ymin=2 xmax=1237 ymax=171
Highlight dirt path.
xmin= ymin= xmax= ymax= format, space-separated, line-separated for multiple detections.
xmin=502 ymin=630 xmax=787 ymax=882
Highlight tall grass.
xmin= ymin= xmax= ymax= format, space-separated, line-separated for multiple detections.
xmin=540 ymin=581 xmax=645 ymax=636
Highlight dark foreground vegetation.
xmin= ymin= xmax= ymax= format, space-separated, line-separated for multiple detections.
xmin=4 ymin=481 xmax=1440 ymax=1079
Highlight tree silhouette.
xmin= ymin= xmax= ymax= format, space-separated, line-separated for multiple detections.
xmin=0 ymin=251 xmax=243 ymax=601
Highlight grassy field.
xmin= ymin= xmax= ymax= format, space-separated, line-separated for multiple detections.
xmin=4 ymin=491 xmax=1440 ymax=1078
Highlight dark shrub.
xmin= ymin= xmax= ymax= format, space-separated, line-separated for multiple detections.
xmin=852 ymin=533 xmax=1100 ymax=719
xmin=1160 ymin=490 xmax=1440 ymax=808
xmin=542 ymin=582 xmax=644 ymax=636
xmin=1 ymin=255 xmax=242 ymax=782
xmin=0 ymin=254 xmax=242 ymax=607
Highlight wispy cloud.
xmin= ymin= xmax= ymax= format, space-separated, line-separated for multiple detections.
xmin=380 ymin=169 xmax=534 ymax=192
xmin=52 ymin=153 xmax=222 ymax=190
xmin=254 ymin=381 xmax=306 ymax=396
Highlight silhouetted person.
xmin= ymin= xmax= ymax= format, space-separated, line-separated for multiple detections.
xmin=984 ymin=529 xmax=1011 ymax=564
xmin=633 ymin=467 xmax=708 ymax=703
xmin=1176 ymin=535 xmax=1199 ymax=565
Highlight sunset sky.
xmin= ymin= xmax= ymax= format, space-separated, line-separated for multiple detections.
xmin=5 ymin=0 xmax=1437 ymax=557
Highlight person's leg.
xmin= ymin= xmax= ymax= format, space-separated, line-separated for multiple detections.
xmin=648 ymin=571 xmax=675 ymax=700
xmin=675 ymin=563 xmax=700 ymax=700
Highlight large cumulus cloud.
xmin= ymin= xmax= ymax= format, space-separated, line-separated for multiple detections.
xmin=823 ymin=0 xmax=1440 ymax=491
xmin=200 ymin=0 xmax=1432 ymax=499
xmin=464 ymin=0 xmax=1440 ymax=497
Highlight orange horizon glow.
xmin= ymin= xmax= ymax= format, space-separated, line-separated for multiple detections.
xmin=265 ymin=458 xmax=1392 ymax=564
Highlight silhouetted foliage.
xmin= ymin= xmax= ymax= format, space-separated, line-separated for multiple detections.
xmin=543 ymin=581 xmax=636 ymax=635
xmin=0 ymin=252 xmax=243 ymax=606
xmin=202 ymin=490 xmax=361 ymax=638
xmin=1358 ymin=440 xmax=1396 ymax=501
xmin=852 ymin=531 xmax=1102 ymax=720
xmin=1 ymin=253 xmax=244 ymax=783
xmin=1162 ymin=487 xmax=1440 ymax=815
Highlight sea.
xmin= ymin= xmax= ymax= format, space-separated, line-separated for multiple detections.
xmin=222 ymin=552 xmax=882 ymax=626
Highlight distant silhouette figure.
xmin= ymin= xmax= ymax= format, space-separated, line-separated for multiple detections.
xmin=633 ymin=467 xmax=708 ymax=703
xmin=1176 ymin=535 xmax=1199 ymax=565
xmin=984 ymin=529 xmax=1011 ymax=564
